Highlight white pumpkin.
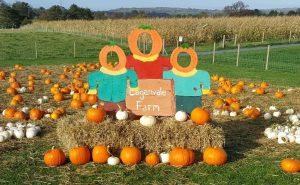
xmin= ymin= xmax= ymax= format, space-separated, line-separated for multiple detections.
xmin=14 ymin=129 xmax=25 ymax=139
xmin=42 ymin=96 xmax=49 ymax=103
xmin=47 ymin=108 xmax=54 ymax=113
xmin=221 ymin=111 xmax=229 ymax=116
xmin=269 ymin=106 xmax=277 ymax=111
xmin=289 ymin=115 xmax=299 ymax=123
xmin=7 ymin=130 xmax=13 ymax=138
xmin=287 ymin=134 xmax=296 ymax=143
xmin=37 ymin=98 xmax=43 ymax=105
xmin=92 ymin=104 xmax=98 ymax=108
xmin=273 ymin=111 xmax=281 ymax=118
xmin=286 ymin=109 xmax=294 ymax=115
xmin=0 ymin=131 xmax=10 ymax=140
xmin=0 ymin=126 xmax=4 ymax=132
xmin=264 ymin=113 xmax=272 ymax=120
xmin=26 ymin=123 xmax=35 ymax=128
xmin=297 ymin=113 xmax=300 ymax=119
xmin=21 ymin=107 xmax=30 ymax=114
xmin=26 ymin=128 xmax=38 ymax=139
xmin=70 ymin=91 xmax=75 ymax=95
xmin=18 ymin=87 xmax=26 ymax=93
xmin=107 ymin=156 xmax=120 ymax=166
xmin=229 ymin=112 xmax=237 ymax=117
xmin=251 ymin=89 xmax=256 ymax=93
xmin=116 ymin=110 xmax=128 ymax=121
xmin=44 ymin=114 xmax=51 ymax=118
xmin=159 ymin=152 xmax=170 ymax=164
xmin=256 ymin=107 xmax=261 ymax=112
xmin=264 ymin=128 xmax=272 ymax=137
xmin=295 ymin=136 xmax=300 ymax=144
xmin=213 ymin=109 xmax=220 ymax=116
xmin=278 ymin=132 xmax=288 ymax=144
xmin=175 ymin=111 xmax=187 ymax=122
xmin=267 ymin=131 xmax=277 ymax=139
xmin=2 ymin=109 xmax=6 ymax=116
xmin=140 ymin=116 xmax=156 ymax=127
xmin=0 ymin=135 xmax=5 ymax=142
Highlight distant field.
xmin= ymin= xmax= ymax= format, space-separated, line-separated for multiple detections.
xmin=23 ymin=16 xmax=300 ymax=45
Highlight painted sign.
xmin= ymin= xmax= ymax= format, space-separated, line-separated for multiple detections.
xmin=126 ymin=79 xmax=176 ymax=116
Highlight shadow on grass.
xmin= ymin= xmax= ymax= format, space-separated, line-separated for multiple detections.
xmin=213 ymin=117 xmax=286 ymax=163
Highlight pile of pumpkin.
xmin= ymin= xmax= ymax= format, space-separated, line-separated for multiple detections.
xmin=0 ymin=122 xmax=41 ymax=142
xmin=44 ymin=145 xmax=227 ymax=167
xmin=212 ymin=97 xmax=240 ymax=117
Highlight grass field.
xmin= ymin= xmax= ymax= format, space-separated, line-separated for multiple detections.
xmin=0 ymin=31 xmax=300 ymax=184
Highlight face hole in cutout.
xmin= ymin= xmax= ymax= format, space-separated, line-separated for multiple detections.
xmin=106 ymin=51 xmax=120 ymax=68
xmin=137 ymin=32 xmax=153 ymax=55
xmin=177 ymin=52 xmax=191 ymax=68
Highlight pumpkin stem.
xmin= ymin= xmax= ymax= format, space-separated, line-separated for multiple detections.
xmin=181 ymin=43 xmax=190 ymax=49
xmin=138 ymin=25 xmax=153 ymax=30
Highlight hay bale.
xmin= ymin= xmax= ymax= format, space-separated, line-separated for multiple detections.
xmin=57 ymin=112 xmax=225 ymax=152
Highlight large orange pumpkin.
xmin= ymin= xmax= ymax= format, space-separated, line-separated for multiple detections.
xmin=4 ymin=107 xmax=17 ymax=118
xmin=14 ymin=111 xmax=27 ymax=120
xmin=69 ymin=146 xmax=91 ymax=165
xmin=92 ymin=145 xmax=110 ymax=164
xmin=29 ymin=108 xmax=44 ymax=120
xmin=13 ymin=95 xmax=23 ymax=103
xmin=145 ymin=152 xmax=160 ymax=167
xmin=260 ymin=81 xmax=269 ymax=88
xmin=86 ymin=108 xmax=106 ymax=123
xmin=203 ymin=147 xmax=227 ymax=166
xmin=191 ymin=107 xmax=210 ymax=125
xmin=281 ymin=159 xmax=300 ymax=173
xmin=274 ymin=90 xmax=285 ymax=98
xmin=70 ymin=99 xmax=84 ymax=109
xmin=53 ymin=93 xmax=64 ymax=102
xmin=169 ymin=147 xmax=195 ymax=167
xmin=128 ymin=25 xmax=162 ymax=62
xmin=230 ymin=102 xmax=240 ymax=111
xmin=120 ymin=146 xmax=142 ymax=165
xmin=99 ymin=44 xmax=126 ymax=71
xmin=44 ymin=147 xmax=66 ymax=167
xmin=170 ymin=43 xmax=198 ymax=73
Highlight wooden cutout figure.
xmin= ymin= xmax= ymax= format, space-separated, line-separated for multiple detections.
xmin=163 ymin=43 xmax=211 ymax=113
xmin=88 ymin=43 xmax=138 ymax=111
xmin=126 ymin=25 xmax=172 ymax=79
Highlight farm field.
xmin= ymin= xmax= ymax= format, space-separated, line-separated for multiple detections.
xmin=0 ymin=31 xmax=300 ymax=184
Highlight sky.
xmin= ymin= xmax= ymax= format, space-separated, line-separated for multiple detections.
xmin=4 ymin=0 xmax=300 ymax=10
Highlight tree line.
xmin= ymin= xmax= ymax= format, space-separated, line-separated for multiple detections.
xmin=0 ymin=0 xmax=300 ymax=28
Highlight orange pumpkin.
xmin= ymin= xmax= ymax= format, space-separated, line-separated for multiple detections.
xmin=51 ymin=87 xmax=60 ymax=94
xmin=69 ymin=146 xmax=91 ymax=165
xmin=128 ymin=25 xmax=162 ymax=62
xmin=10 ymin=99 xmax=19 ymax=106
xmin=217 ymin=88 xmax=226 ymax=95
xmin=28 ymin=75 xmax=35 ymax=81
xmin=249 ymin=83 xmax=255 ymax=88
xmin=230 ymin=102 xmax=240 ymax=111
xmin=92 ymin=145 xmax=110 ymax=164
xmin=88 ymin=94 xmax=98 ymax=104
xmin=230 ymin=85 xmax=242 ymax=94
xmin=80 ymin=93 xmax=89 ymax=102
xmin=53 ymin=93 xmax=64 ymax=102
xmin=170 ymin=43 xmax=198 ymax=73
xmin=45 ymin=79 xmax=52 ymax=85
xmin=14 ymin=111 xmax=27 ymax=120
xmin=59 ymin=74 xmax=68 ymax=80
xmin=260 ymin=81 xmax=268 ymax=88
xmin=60 ymin=87 xmax=71 ymax=94
xmin=281 ymin=159 xmax=300 ymax=173
xmin=207 ymin=90 xmax=215 ymax=96
xmin=86 ymin=108 xmax=106 ymax=123
xmin=12 ymin=95 xmax=23 ymax=103
xmin=214 ymin=98 xmax=225 ymax=109
xmin=120 ymin=146 xmax=142 ymax=165
xmin=10 ymin=82 xmax=20 ymax=89
xmin=70 ymin=100 xmax=84 ymax=109
xmin=99 ymin=44 xmax=127 ymax=71
xmin=145 ymin=152 xmax=160 ymax=167
xmin=256 ymin=87 xmax=265 ymax=95
xmin=203 ymin=147 xmax=227 ymax=166
xmin=27 ymin=86 xmax=35 ymax=92
xmin=211 ymin=75 xmax=219 ymax=81
xmin=8 ymin=77 xmax=17 ymax=83
xmin=0 ymin=75 xmax=5 ymax=80
xmin=191 ymin=107 xmax=210 ymax=125
xmin=29 ymin=108 xmax=44 ymax=120
xmin=7 ymin=87 xmax=17 ymax=95
xmin=44 ymin=147 xmax=66 ymax=167
xmin=169 ymin=147 xmax=195 ymax=167
xmin=10 ymin=72 xmax=17 ymax=77
xmin=4 ymin=107 xmax=17 ymax=118
xmin=237 ymin=80 xmax=245 ymax=86
xmin=275 ymin=90 xmax=285 ymax=98
xmin=28 ymin=80 xmax=35 ymax=86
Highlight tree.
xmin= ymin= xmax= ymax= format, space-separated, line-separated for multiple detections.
xmin=287 ymin=10 xmax=297 ymax=16
xmin=268 ymin=10 xmax=279 ymax=16
xmin=66 ymin=4 xmax=93 ymax=20
xmin=224 ymin=1 xmax=248 ymax=16
xmin=0 ymin=3 xmax=22 ymax=28
xmin=40 ymin=5 xmax=66 ymax=20
xmin=94 ymin=11 xmax=106 ymax=19
xmin=12 ymin=1 xmax=33 ymax=19
xmin=297 ymin=8 xmax=300 ymax=15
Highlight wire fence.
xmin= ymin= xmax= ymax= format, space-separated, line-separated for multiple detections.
xmin=0 ymin=29 xmax=299 ymax=73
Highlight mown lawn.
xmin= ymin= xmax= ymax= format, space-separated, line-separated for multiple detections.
xmin=0 ymin=31 xmax=299 ymax=184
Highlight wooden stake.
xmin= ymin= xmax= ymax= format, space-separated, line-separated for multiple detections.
xmin=193 ymin=42 xmax=196 ymax=50
xmin=234 ymin=34 xmax=238 ymax=46
xmin=222 ymin=35 xmax=226 ymax=48
xmin=265 ymin=45 xmax=270 ymax=70
xmin=73 ymin=42 xmax=76 ymax=58
xmin=35 ymin=42 xmax=38 ymax=59
xmin=261 ymin=32 xmax=265 ymax=43
xmin=213 ymin=42 xmax=216 ymax=64
xmin=236 ymin=44 xmax=240 ymax=67
xmin=289 ymin=30 xmax=292 ymax=43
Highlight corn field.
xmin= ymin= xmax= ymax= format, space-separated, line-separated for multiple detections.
xmin=23 ymin=16 xmax=300 ymax=45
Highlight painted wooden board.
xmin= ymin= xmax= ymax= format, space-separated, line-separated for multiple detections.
xmin=126 ymin=79 xmax=176 ymax=116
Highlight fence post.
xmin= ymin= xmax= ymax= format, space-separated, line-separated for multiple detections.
xmin=73 ymin=42 xmax=76 ymax=58
xmin=236 ymin=44 xmax=240 ymax=67
xmin=222 ymin=35 xmax=225 ymax=48
xmin=289 ymin=30 xmax=292 ymax=43
xmin=35 ymin=42 xmax=38 ymax=59
xmin=176 ymin=38 xmax=179 ymax=48
xmin=261 ymin=32 xmax=265 ymax=43
xmin=234 ymin=34 xmax=238 ymax=46
xmin=193 ymin=42 xmax=196 ymax=50
xmin=265 ymin=45 xmax=270 ymax=70
xmin=162 ymin=39 xmax=168 ymax=56
xmin=212 ymin=42 xmax=216 ymax=64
